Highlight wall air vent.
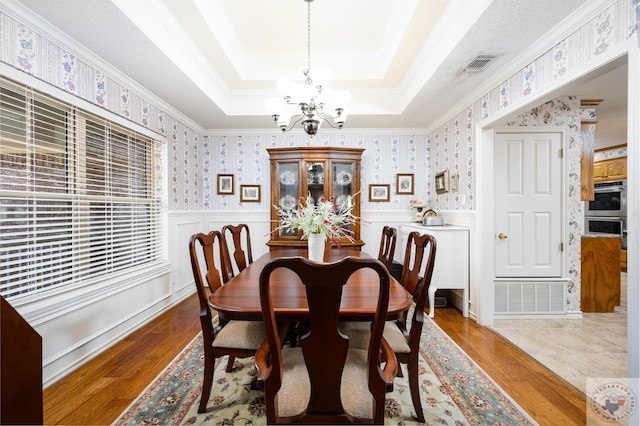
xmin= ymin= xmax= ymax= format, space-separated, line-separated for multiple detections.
xmin=464 ymin=54 xmax=497 ymax=73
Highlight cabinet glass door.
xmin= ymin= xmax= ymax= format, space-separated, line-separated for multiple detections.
xmin=333 ymin=162 xmax=354 ymax=206
xmin=306 ymin=162 xmax=325 ymax=204
xmin=333 ymin=162 xmax=355 ymax=235
xmin=277 ymin=162 xmax=299 ymax=237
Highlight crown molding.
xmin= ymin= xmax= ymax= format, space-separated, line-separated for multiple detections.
xmin=0 ymin=0 xmax=206 ymax=134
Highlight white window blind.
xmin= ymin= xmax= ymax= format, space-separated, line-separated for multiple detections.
xmin=0 ymin=78 xmax=164 ymax=301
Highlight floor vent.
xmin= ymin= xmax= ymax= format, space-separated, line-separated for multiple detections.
xmin=463 ymin=54 xmax=497 ymax=73
xmin=495 ymin=281 xmax=566 ymax=314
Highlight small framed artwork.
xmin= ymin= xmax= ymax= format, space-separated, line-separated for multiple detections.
xmin=240 ymin=185 xmax=261 ymax=202
xmin=217 ymin=174 xmax=234 ymax=195
xmin=396 ymin=173 xmax=414 ymax=195
xmin=435 ymin=170 xmax=450 ymax=194
xmin=369 ymin=184 xmax=390 ymax=202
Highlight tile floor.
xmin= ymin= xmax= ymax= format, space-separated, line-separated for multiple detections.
xmin=491 ymin=273 xmax=627 ymax=394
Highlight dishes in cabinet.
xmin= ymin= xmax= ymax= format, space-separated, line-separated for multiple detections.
xmin=279 ymin=195 xmax=296 ymax=210
xmin=336 ymin=171 xmax=352 ymax=185
xmin=335 ymin=195 xmax=350 ymax=209
xmin=279 ymin=170 xmax=296 ymax=185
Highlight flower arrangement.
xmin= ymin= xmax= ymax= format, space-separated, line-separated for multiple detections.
xmin=273 ymin=193 xmax=362 ymax=243
xmin=409 ymin=196 xmax=427 ymax=209
xmin=409 ymin=196 xmax=428 ymax=221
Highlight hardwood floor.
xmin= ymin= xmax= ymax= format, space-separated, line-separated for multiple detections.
xmin=433 ymin=307 xmax=586 ymax=426
xmin=43 ymin=296 xmax=586 ymax=425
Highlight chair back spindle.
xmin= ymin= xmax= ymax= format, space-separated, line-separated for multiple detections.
xmin=221 ymin=224 xmax=253 ymax=278
xmin=377 ymin=226 xmax=397 ymax=271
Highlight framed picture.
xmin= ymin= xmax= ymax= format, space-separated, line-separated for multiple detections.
xmin=396 ymin=173 xmax=414 ymax=194
xmin=217 ymin=174 xmax=234 ymax=195
xmin=240 ymin=185 xmax=261 ymax=202
xmin=369 ymin=184 xmax=390 ymax=202
xmin=435 ymin=170 xmax=450 ymax=194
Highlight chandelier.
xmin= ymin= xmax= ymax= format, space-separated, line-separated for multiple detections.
xmin=264 ymin=0 xmax=351 ymax=136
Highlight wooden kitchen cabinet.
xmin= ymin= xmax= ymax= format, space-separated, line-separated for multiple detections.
xmin=593 ymin=157 xmax=626 ymax=182
xmin=266 ymin=147 xmax=365 ymax=250
xmin=581 ymin=236 xmax=621 ymax=312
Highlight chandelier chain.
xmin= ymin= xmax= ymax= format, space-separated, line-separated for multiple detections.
xmin=306 ymin=0 xmax=311 ymax=74
xmin=264 ymin=0 xmax=349 ymax=135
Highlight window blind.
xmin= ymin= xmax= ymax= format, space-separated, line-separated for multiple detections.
xmin=0 ymin=78 xmax=164 ymax=301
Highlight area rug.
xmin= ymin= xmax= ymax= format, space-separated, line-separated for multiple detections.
xmin=114 ymin=317 xmax=537 ymax=425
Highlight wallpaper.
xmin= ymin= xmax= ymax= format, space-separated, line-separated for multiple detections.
xmin=595 ymin=146 xmax=628 ymax=161
xmin=175 ymin=132 xmax=427 ymax=212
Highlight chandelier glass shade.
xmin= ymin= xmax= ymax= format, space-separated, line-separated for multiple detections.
xmin=264 ymin=0 xmax=351 ymax=135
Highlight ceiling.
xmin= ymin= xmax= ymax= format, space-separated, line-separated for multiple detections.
xmin=12 ymin=0 xmax=627 ymax=148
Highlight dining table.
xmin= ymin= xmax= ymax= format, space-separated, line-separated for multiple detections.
xmin=208 ymin=248 xmax=413 ymax=322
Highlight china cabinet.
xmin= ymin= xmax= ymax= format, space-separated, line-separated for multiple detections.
xmin=266 ymin=147 xmax=364 ymax=250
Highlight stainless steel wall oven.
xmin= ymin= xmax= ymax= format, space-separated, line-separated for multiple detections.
xmin=585 ymin=180 xmax=626 ymax=217
xmin=584 ymin=180 xmax=627 ymax=249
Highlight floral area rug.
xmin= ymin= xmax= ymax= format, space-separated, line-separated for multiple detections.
xmin=114 ymin=317 xmax=537 ymax=425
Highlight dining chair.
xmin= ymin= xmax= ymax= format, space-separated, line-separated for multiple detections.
xmin=342 ymin=231 xmax=436 ymax=423
xmin=377 ymin=225 xmax=397 ymax=271
xmin=255 ymin=256 xmax=397 ymax=424
xmin=389 ymin=231 xmax=436 ymax=422
xmin=188 ymin=231 xmax=267 ymax=414
xmin=221 ymin=224 xmax=253 ymax=278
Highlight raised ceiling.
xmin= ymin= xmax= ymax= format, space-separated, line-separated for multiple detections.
xmin=10 ymin=0 xmax=626 ymax=148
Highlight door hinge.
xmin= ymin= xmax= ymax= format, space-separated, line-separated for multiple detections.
xmin=560 ymin=242 xmax=564 ymax=252
xmin=559 ymin=148 xmax=563 ymax=158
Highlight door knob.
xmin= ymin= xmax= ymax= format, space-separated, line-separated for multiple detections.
xmin=498 ymin=233 xmax=508 ymax=240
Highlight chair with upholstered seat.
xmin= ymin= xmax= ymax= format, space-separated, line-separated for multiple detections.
xmin=221 ymin=223 xmax=253 ymax=278
xmin=388 ymin=231 xmax=436 ymax=423
xmin=189 ymin=231 xmax=266 ymax=414
xmin=377 ymin=225 xmax=397 ymax=272
xmin=255 ymin=256 xmax=397 ymax=424
xmin=342 ymin=231 xmax=436 ymax=422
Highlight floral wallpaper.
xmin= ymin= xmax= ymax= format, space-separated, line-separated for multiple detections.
xmin=595 ymin=146 xmax=628 ymax=161
xmin=181 ymin=132 xmax=428 ymax=212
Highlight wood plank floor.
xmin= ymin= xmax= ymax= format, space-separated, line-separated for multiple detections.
xmin=43 ymin=295 xmax=586 ymax=425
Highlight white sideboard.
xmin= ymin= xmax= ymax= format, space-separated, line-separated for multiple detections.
xmin=399 ymin=224 xmax=470 ymax=317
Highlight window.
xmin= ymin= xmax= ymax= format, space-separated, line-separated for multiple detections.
xmin=0 ymin=78 xmax=164 ymax=301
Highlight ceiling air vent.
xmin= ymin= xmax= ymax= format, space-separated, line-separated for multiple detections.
xmin=464 ymin=55 xmax=497 ymax=73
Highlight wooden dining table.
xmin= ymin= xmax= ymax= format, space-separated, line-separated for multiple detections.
xmin=208 ymin=248 xmax=413 ymax=322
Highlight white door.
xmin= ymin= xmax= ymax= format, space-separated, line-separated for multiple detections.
xmin=495 ymin=132 xmax=563 ymax=277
